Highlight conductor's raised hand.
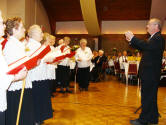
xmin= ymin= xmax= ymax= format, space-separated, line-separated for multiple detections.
xmin=125 ymin=31 xmax=134 ymax=42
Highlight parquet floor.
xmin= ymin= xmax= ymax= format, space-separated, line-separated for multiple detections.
xmin=43 ymin=76 xmax=166 ymax=125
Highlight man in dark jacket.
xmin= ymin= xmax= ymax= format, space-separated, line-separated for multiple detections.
xmin=96 ymin=50 xmax=107 ymax=80
xmin=125 ymin=18 xmax=165 ymax=125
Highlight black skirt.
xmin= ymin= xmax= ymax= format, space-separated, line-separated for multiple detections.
xmin=49 ymin=79 xmax=56 ymax=94
xmin=0 ymin=111 xmax=5 ymax=125
xmin=77 ymin=67 xmax=90 ymax=89
xmin=56 ymin=65 xmax=70 ymax=88
xmin=32 ymin=80 xmax=53 ymax=123
xmin=6 ymin=89 xmax=35 ymax=125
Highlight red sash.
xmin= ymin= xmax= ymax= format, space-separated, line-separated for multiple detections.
xmin=0 ymin=38 xmax=8 ymax=50
xmin=7 ymin=45 xmax=51 ymax=74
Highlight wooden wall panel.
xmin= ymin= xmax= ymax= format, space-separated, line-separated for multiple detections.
xmin=101 ymin=34 xmax=166 ymax=55
xmin=54 ymin=34 xmax=96 ymax=51
xmin=54 ymin=34 xmax=166 ymax=56
xmin=96 ymin=0 xmax=152 ymax=20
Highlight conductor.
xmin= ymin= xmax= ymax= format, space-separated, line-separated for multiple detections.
xmin=125 ymin=18 xmax=165 ymax=125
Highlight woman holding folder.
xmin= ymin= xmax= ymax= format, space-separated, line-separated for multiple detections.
xmin=42 ymin=33 xmax=56 ymax=96
xmin=26 ymin=25 xmax=53 ymax=125
xmin=3 ymin=17 xmax=35 ymax=125
xmin=0 ymin=10 xmax=28 ymax=125
xmin=75 ymin=38 xmax=93 ymax=91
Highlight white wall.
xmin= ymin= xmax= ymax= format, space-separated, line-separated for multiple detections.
xmin=102 ymin=20 xmax=148 ymax=34
xmin=0 ymin=0 xmax=51 ymax=33
xmin=0 ymin=0 xmax=7 ymax=19
xmin=56 ymin=21 xmax=88 ymax=34
xmin=55 ymin=20 xmax=150 ymax=34
xmin=25 ymin=0 xmax=51 ymax=33
xmin=25 ymin=0 xmax=35 ymax=29
xmin=36 ymin=0 xmax=51 ymax=33
xmin=7 ymin=0 xmax=25 ymax=22
xmin=56 ymin=20 xmax=166 ymax=34
xmin=0 ymin=0 xmax=25 ymax=20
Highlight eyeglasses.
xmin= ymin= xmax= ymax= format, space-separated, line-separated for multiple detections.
xmin=147 ymin=23 xmax=157 ymax=26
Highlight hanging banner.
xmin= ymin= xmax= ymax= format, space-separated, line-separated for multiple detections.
xmin=80 ymin=0 xmax=101 ymax=36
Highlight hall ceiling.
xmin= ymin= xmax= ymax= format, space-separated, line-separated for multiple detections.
xmin=41 ymin=0 xmax=152 ymax=34
xmin=41 ymin=0 xmax=152 ymax=21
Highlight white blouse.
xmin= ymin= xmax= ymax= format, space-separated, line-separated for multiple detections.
xmin=75 ymin=47 xmax=93 ymax=68
xmin=44 ymin=46 xmax=56 ymax=80
xmin=108 ymin=59 xmax=114 ymax=67
xmin=26 ymin=38 xmax=48 ymax=82
xmin=25 ymin=38 xmax=41 ymax=56
xmin=58 ymin=44 xmax=71 ymax=66
xmin=119 ymin=56 xmax=128 ymax=69
xmin=69 ymin=59 xmax=76 ymax=69
xmin=0 ymin=45 xmax=14 ymax=112
xmin=3 ymin=36 xmax=32 ymax=91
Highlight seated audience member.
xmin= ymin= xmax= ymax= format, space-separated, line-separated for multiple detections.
xmin=115 ymin=52 xmax=122 ymax=63
xmin=107 ymin=56 xmax=115 ymax=75
xmin=162 ymin=51 xmax=166 ymax=69
xmin=119 ymin=50 xmax=128 ymax=70
xmin=96 ymin=50 xmax=107 ymax=81
xmin=91 ymin=50 xmax=99 ymax=82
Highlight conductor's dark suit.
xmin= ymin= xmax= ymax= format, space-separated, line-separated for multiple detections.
xmin=130 ymin=32 xmax=165 ymax=124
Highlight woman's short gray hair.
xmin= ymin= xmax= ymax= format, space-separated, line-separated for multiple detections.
xmin=80 ymin=38 xmax=87 ymax=45
xmin=28 ymin=24 xmax=42 ymax=38
xmin=99 ymin=50 xmax=104 ymax=54
xmin=58 ymin=39 xmax=64 ymax=45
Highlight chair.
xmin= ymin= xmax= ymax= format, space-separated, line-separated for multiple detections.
xmin=128 ymin=63 xmax=138 ymax=85
xmin=114 ymin=61 xmax=120 ymax=75
xmin=120 ymin=68 xmax=126 ymax=83
xmin=98 ymin=61 xmax=108 ymax=81
xmin=114 ymin=61 xmax=122 ymax=80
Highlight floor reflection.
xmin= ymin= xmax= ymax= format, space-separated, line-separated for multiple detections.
xmin=44 ymin=76 xmax=166 ymax=125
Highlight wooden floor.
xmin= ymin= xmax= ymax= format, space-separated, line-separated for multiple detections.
xmin=43 ymin=76 xmax=166 ymax=125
